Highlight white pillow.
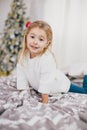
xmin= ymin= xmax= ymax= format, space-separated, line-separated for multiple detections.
xmin=62 ymin=62 xmax=87 ymax=77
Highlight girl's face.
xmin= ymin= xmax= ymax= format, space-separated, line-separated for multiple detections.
xmin=27 ymin=27 xmax=48 ymax=58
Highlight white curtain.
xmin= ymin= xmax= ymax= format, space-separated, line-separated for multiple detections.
xmin=28 ymin=0 xmax=87 ymax=69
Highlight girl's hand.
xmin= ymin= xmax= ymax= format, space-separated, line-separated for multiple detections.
xmin=41 ymin=94 xmax=48 ymax=103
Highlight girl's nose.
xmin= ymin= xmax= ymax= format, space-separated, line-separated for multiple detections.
xmin=34 ymin=38 xmax=38 ymax=44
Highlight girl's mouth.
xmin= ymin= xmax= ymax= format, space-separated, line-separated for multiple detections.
xmin=31 ymin=45 xmax=39 ymax=50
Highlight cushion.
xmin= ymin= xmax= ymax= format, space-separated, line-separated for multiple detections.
xmin=62 ymin=62 xmax=87 ymax=77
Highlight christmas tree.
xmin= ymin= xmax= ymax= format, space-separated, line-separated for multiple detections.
xmin=0 ymin=0 xmax=29 ymax=76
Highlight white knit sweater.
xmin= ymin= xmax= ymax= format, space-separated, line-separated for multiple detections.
xmin=17 ymin=51 xmax=70 ymax=95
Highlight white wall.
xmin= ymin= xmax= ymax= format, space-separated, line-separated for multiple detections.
xmin=0 ymin=0 xmax=12 ymax=32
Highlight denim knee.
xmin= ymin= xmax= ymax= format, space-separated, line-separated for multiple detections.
xmin=83 ymin=75 xmax=87 ymax=88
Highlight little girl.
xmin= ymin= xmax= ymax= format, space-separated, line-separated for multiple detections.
xmin=17 ymin=20 xmax=87 ymax=103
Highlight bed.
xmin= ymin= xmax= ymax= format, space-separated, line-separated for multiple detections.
xmin=0 ymin=69 xmax=87 ymax=130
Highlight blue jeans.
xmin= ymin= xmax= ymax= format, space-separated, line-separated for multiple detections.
xmin=69 ymin=75 xmax=87 ymax=94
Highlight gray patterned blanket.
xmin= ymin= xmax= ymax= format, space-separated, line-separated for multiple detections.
xmin=0 ymin=73 xmax=87 ymax=130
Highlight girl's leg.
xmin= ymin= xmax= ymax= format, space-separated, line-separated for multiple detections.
xmin=69 ymin=83 xmax=87 ymax=94
xmin=83 ymin=75 xmax=87 ymax=88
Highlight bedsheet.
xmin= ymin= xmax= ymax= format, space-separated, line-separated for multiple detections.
xmin=0 ymin=74 xmax=87 ymax=130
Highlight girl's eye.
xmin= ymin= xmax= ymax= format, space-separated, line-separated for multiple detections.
xmin=30 ymin=35 xmax=35 ymax=38
xmin=39 ymin=38 xmax=44 ymax=41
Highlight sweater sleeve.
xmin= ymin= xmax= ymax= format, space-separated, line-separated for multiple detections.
xmin=17 ymin=63 xmax=29 ymax=90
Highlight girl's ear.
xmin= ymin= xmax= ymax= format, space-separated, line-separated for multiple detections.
xmin=45 ymin=41 xmax=50 ymax=49
xmin=47 ymin=40 xmax=51 ymax=46
xmin=45 ymin=41 xmax=49 ymax=48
